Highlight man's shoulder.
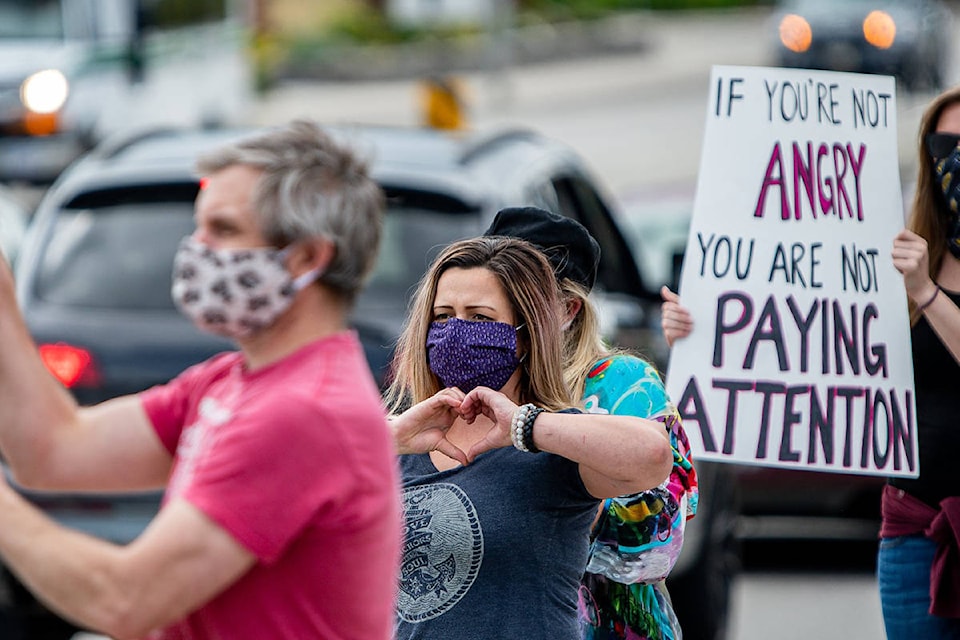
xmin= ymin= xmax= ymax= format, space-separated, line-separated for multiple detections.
xmin=160 ymin=350 xmax=242 ymax=393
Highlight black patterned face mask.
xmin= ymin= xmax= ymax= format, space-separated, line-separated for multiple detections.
xmin=932 ymin=144 xmax=960 ymax=259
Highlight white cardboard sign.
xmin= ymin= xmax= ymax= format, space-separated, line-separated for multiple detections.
xmin=665 ymin=65 xmax=918 ymax=478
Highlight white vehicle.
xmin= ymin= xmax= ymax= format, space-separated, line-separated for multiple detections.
xmin=0 ymin=0 xmax=252 ymax=182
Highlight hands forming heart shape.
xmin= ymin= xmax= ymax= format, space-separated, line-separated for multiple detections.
xmin=392 ymin=386 xmax=522 ymax=466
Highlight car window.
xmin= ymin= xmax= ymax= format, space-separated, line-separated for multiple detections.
xmin=0 ymin=195 xmax=27 ymax=265
xmin=551 ymin=175 xmax=651 ymax=299
xmin=618 ymin=200 xmax=692 ymax=293
xmin=363 ymin=204 xmax=483 ymax=305
xmin=35 ymin=202 xmax=195 ymax=309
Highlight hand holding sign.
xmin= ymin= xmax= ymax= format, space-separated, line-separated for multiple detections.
xmin=665 ymin=66 xmax=917 ymax=479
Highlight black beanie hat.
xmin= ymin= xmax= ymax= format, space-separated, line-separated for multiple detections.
xmin=483 ymin=206 xmax=601 ymax=291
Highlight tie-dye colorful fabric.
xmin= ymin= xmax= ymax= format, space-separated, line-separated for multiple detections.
xmin=577 ymin=355 xmax=699 ymax=640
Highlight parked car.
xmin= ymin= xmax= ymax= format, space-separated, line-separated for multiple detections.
xmin=617 ymin=186 xmax=884 ymax=543
xmin=4 ymin=124 xmax=734 ymax=639
xmin=0 ymin=184 xmax=29 ymax=266
xmin=770 ymin=0 xmax=953 ymax=91
xmin=0 ymin=0 xmax=252 ymax=183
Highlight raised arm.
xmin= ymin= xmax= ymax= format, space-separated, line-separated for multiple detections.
xmin=0 ymin=487 xmax=255 ymax=639
xmin=459 ymin=386 xmax=673 ymax=498
xmin=892 ymin=228 xmax=960 ymax=363
xmin=0 ymin=258 xmax=171 ymax=491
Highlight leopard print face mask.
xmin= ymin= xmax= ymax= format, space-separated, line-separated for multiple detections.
xmin=171 ymin=237 xmax=320 ymax=338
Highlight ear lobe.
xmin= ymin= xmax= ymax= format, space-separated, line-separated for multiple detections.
xmin=300 ymin=237 xmax=336 ymax=275
xmin=564 ymin=297 xmax=583 ymax=328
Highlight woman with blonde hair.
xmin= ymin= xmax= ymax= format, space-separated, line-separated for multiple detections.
xmin=485 ymin=207 xmax=698 ymax=640
xmin=386 ymin=235 xmax=674 ymax=639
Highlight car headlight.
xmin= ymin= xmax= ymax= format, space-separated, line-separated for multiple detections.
xmin=779 ymin=14 xmax=813 ymax=53
xmin=20 ymin=69 xmax=69 ymax=114
xmin=863 ymin=10 xmax=896 ymax=49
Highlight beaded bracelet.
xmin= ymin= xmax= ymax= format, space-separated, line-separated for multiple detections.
xmin=511 ymin=403 xmax=544 ymax=453
xmin=511 ymin=403 xmax=533 ymax=451
xmin=918 ymin=285 xmax=941 ymax=313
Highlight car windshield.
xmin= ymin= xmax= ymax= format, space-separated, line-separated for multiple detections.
xmin=0 ymin=0 xmax=62 ymax=39
xmin=33 ymin=198 xmax=482 ymax=312
xmin=34 ymin=203 xmax=196 ymax=309
xmin=362 ymin=205 xmax=482 ymax=305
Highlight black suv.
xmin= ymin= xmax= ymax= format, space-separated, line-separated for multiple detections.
xmin=7 ymin=124 xmax=735 ymax=640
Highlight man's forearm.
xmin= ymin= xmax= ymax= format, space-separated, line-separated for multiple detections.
xmin=0 ymin=484 xmax=137 ymax=637
xmin=0 ymin=308 xmax=81 ymax=485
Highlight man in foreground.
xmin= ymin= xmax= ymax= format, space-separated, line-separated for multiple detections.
xmin=0 ymin=120 xmax=402 ymax=639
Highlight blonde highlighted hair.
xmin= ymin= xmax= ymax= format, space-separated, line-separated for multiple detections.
xmin=384 ymin=236 xmax=574 ymax=413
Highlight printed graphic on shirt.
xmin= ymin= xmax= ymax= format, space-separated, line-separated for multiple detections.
xmin=397 ymin=483 xmax=483 ymax=622
xmin=166 ymin=396 xmax=233 ymax=498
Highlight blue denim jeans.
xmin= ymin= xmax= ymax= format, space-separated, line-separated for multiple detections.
xmin=878 ymin=534 xmax=960 ymax=640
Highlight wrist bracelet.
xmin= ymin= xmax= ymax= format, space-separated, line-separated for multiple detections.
xmin=511 ymin=403 xmax=532 ymax=451
xmin=511 ymin=403 xmax=544 ymax=453
xmin=918 ymin=285 xmax=941 ymax=312
xmin=522 ymin=407 xmax=545 ymax=453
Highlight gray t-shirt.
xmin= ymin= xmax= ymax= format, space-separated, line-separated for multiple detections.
xmin=396 ymin=444 xmax=599 ymax=639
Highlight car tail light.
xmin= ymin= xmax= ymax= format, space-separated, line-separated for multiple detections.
xmin=38 ymin=343 xmax=101 ymax=388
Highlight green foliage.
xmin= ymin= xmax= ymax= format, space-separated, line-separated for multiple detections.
xmin=148 ymin=0 xmax=227 ymax=28
xmin=521 ymin=0 xmax=772 ymax=12
xmin=256 ymin=0 xmax=774 ymax=87
xmin=325 ymin=8 xmax=420 ymax=45
xmin=282 ymin=0 xmax=772 ymax=50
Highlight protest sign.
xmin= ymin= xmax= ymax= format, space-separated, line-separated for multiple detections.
xmin=665 ymin=65 xmax=917 ymax=478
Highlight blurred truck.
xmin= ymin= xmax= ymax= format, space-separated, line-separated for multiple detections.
xmin=0 ymin=0 xmax=252 ymax=183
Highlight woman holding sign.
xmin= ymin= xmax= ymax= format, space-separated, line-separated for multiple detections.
xmin=660 ymin=85 xmax=960 ymax=639
xmin=882 ymin=86 xmax=960 ymax=639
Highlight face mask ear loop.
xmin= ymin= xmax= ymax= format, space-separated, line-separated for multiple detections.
xmin=278 ymin=243 xmax=325 ymax=292
xmin=515 ymin=322 xmax=529 ymax=365
xmin=292 ymin=266 xmax=322 ymax=291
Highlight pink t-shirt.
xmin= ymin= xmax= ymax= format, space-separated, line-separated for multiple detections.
xmin=140 ymin=332 xmax=402 ymax=640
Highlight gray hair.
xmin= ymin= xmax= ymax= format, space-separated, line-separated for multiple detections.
xmin=196 ymin=119 xmax=384 ymax=302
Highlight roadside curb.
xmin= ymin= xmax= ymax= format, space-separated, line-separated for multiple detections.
xmin=273 ymin=12 xmax=653 ymax=82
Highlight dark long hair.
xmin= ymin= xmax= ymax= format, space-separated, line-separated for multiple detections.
xmin=907 ymin=85 xmax=960 ymax=325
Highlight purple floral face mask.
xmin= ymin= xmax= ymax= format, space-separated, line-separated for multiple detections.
xmin=426 ymin=318 xmax=522 ymax=394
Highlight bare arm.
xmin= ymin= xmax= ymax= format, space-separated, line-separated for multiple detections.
xmin=529 ymin=411 xmax=672 ymax=498
xmin=892 ymin=228 xmax=960 ymax=363
xmin=459 ymin=387 xmax=673 ymax=498
xmin=0 ymin=257 xmax=171 ymax=491
xmin=0 ymin=486 xmax=255 ymax=640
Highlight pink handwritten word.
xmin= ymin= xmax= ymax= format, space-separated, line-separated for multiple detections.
xmin=754 ymin=141 xmax=866 ymax=221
